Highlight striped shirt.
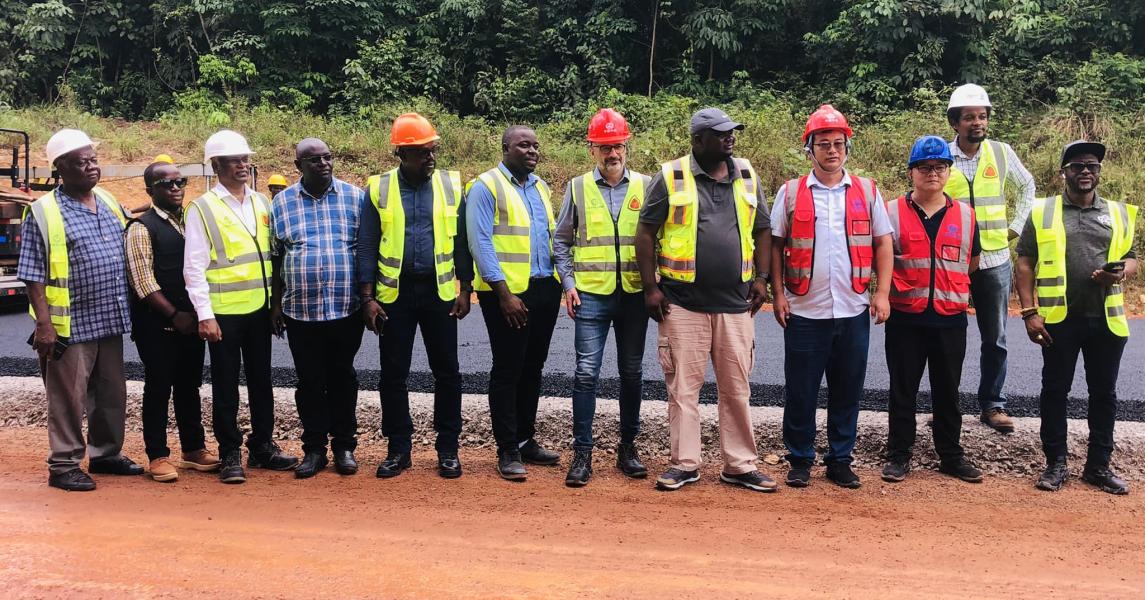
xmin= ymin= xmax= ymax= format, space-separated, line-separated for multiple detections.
xmin=949 ymin=137 xmax=1037 ymax=269
xmin=271 ymin=177 xmax=364 ymax=321
xmin=17 ymin=188 xmax=132 ymax=342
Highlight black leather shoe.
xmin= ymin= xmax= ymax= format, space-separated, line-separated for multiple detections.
xmin=496 ymin=449 xmax=527 ymax=481
xmin=48 ymin=468 xmax=96 ymax=491
xmin=333 ymin=450 xmax=358 ymax=475
xmin=565 ymin=449 xmax=592 ymax=487
xmin=520 ymin=439 xmax=559 ymax=465
xmin=219 ymin=451 xmax=246 ymax=484
xmin=88 ymin=455 xmax=144 ymax=476
xmin=375 ymin=453 xmax=412 ymax=478
xmin=438 ymin=453 xmax=462 ymax=479
xmin=615 ymin=443 xmax=647 ymax=478
xmin=1082 ymin=465 xmax=1129 ymax=495
xmin=295 ymin=452 xmax=328 ymax=479
xmin=1035 ymin=457 xmax=1068 ymax=491
xmin=826 ymin=462 xmax=862 ymax=489
xmin=247 ymin=442 xmax=299 ymax=471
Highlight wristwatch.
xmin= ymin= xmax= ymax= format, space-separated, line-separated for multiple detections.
xmin=754 ymin=273 xmax=771 ymax=284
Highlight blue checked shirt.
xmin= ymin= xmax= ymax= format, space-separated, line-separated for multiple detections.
xmin=17 ymin=188 xmax=132 ymax=342
xmin=271 ymin=177 xmax=364 ymax=321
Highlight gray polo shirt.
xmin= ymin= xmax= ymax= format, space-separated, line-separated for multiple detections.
xmin=1016 ymin=194 xmax=1136 ymax=318
xmin=639 ymin=154 xmax=770 ymax=313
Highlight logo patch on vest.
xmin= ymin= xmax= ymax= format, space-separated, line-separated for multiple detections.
xmin=851 ymin=219 xmax=870 ymax=236
xmin=941 ymin=244 xmax=962 ymax=262
xmin=628 ymin=196 xmax=641 ymax=211
xmin=261 ymin=214 xmax=270 ymax=226
xmin=983 ymin=165 xmax=998 ymax=179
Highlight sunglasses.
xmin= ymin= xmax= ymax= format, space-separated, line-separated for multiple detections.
xmin=299 ymin=153 xmax=333 ymax=165
xmin=152 ymin=177 xmax=188 ymax=190
xmin=1063 ymin=161 xmax=1102 ymax=174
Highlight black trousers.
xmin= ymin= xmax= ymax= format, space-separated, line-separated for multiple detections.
xmin=1040 ymin=316 xmax=1126 ymax=468
xmin=285 ymin=312 xmax=364 ymax=455
xmin=378 ymin=275 xmax=462 ymax=454
xmin=478 ymin=277 xmax=561 ymax=451
xmin=885 ymin=322 xmax=967 ymax=463
xmin=209 ymin=309 xmax=275 ymax=457
xmin=135 ymin=316 xmax=206 ymax=460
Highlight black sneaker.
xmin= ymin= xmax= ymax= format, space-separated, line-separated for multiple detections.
xmin=786 ymin=464 xmax=812 ymax=488
xmin=375 ymin=453 xmax=412 ymax=478
xmin=938 ymin=457 xmax=983 ymax=483
xmin=615 ymin=443 xmax=647 ymax=478
xmin=520 ymin=439 xmax=560 ymax=465
xmin=247 ymin=442 xmax=299 ymax=471
xmin=655 ymin=467 xmax=699 ymax=491
xmin=497 ymin=448 xmax=527 ymax=481
xmin=48 ymin=468 xmax=96 ymax=492
xmin=825 ymin=463 xmax=862 ymax=489
xmin=88 ymin=455 xmax=144 ymax=476
xmin=219 ymin=451 xmax=246 ymax=484
xmin=438 ymin=453 xmax=462 ymax=479
xmin=1081 ymin=465 xmax=1129 ymax=495
xmin=1035 ymin=457 xmax=1068 ymax=492
xmin=881 ymin=460 xmax=910 ymax=483
xmin=565 ymin=449 xmax=592 ymax=487
xmin=720 ymin=470 xmax=778 ymax=493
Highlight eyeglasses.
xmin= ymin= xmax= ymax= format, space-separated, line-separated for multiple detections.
xmin=913 ymin=164 xmax=950 ymax=176
xmin=1063 ymin=161 xmax=1102 ymax=174
xmin=152 ymin=177 xmax=188 ymax=190
xmin=219 ymin=156 xmax=252 ymax=167
xmin=813 ymin=141 xmax=847 ymax=152
xmin=299 ymin=153 xmax=333 ymax=165
xmin=592 ymin=143 xmax=627 ymax=155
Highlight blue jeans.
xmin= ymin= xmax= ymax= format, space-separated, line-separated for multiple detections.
xmin=782 ymin=312 xmax=870 ymax=466
xmin=571 ymin=290 xmax=648 ymax=450
xmin=970 ymin=262 xmax=1010 ymax=411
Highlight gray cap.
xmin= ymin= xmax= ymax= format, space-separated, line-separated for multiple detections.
xmin=690 ymin=108 xmax=744 ymax=135
xmin=1060 ymin=140 xmax=1106 ymax=167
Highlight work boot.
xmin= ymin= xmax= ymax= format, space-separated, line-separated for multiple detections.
xmin=980 ymin=408 xmax=1015 ymax=433
xmin=565 ymin=449 xmax=592 ymax=487
xmin=615 ymin=443 xmax=647 ymax=478
xmin=219 ymin=451 xmax=246 ymax=484
xmin=497 ymin=448 xmax=527 ymax=481
xmin=520 ymin=439 xmax=560 ymax=465
xmin=1081 ymin=465 xmax=1129 ymax=495
xmin=177 ymin=448 xmax=221 ymax=472
xmin=148 ymin=457 xmax=179 ymax=483
xmin=1035 ymin=457 xmax=1068 ymax=491
xmin=247 ymin=442 xmax=299 ymax=471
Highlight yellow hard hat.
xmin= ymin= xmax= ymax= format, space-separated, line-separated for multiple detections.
xmin=153 ymin=153 xmax=174 ymax=164
xmin=267 ymin=174 xmax=288 ymax=187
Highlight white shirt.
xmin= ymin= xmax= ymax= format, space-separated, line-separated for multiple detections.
xmin=184 ymin=183 xmax=259 ymax=321
xmin=770 ymin=170 xmax=893 ymax=319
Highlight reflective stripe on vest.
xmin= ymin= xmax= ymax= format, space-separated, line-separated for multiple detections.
xmin=368 ymin=168 xmax=461 ymax=303
xmin=945 ymin=140 xmax=1010 ymax=251
xmin=886 ymin=195 xmax=974 ymax=315
xmin=26 ymin=187 xmax=126 ymax=337
xmin=782 ymin=174 xmax=876 ymax=296
xmin=470 ymin=168 xmax=556 ymax=294
xmin=571 ymin=171 xmax=646 ymax=294
xmin=1031 ymin=195 xmax=1136 ymax=337
xmin=186 ymin=191 xmax=272 ymax=315
xmin=656 ymin=156 xmax=757 ymax=283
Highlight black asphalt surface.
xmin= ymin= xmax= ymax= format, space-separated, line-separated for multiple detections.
xmin=2 ymin=305 xmax=1143 ymax=420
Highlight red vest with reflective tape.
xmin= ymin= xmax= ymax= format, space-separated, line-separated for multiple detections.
xmin=782 ymin=174 xmax=876 ymax=296
xmin=887 ymin=194 xmax=974 ymax=315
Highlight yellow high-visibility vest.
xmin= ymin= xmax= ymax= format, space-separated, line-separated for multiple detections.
xmin=1031 ymin=195 xmax=1136 ymax=337
xmin=368 ymin=168 xmax=462 ymax=303
xmin=657 ymin=155 xmax=758 ymax=283
xmin=469 ymin=168 xmax=556 ymax=294
xmin=945 ymin=140 xmax=1010 ymax=252
xmin=570 ymin=171 xmax=646 ymax=294
xmin=26 ymin=187 xmax=126 ymax=337
xmin=185 ymin=190 xmax=272 ymax=315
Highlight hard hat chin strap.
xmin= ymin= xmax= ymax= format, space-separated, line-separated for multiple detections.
xmin=807 ymin=148 xmax=849 ymax=175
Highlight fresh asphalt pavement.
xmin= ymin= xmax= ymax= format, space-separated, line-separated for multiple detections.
xmin=1 ymin=305 xmax=1143 ymax=420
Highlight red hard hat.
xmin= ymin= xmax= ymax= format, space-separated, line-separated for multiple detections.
xmin=586 ymin=108 xmax=632 ymax=144
xmin=802 ymin=104 xmax=853 ymax=143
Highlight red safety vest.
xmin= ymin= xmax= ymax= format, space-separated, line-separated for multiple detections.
xmin=782 ymin=174 xmax=876 ymax=296
xmin=886 ymin=194 xmax=975 ymax=315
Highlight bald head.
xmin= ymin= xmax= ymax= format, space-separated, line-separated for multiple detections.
xmin=294 ymin=137 xmax=333 ymax=191
xmin=295 ymin=138 xmax=328 ymax=159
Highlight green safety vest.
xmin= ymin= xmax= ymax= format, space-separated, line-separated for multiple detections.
xmin=26 ymin=187 xmax=126 ymax=337
xmin=945 ymin=140 xmax=1010 ymax=252
xmin=570 ymin=171 xmax=646 ymax=295
xmin=657 ymin=156 xmax=758 ymax=283
xmin=1031 ymin=195 xmax=1136 ymax=337
xmin=185 ymin=190 xmax=273 ymax=315
xmin=368 ymin=168 xmax=462 ymax=303
xmin=469 ymin=168 xmax=556 ymax=294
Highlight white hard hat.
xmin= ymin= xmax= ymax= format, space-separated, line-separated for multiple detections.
xmin=203 ymin=129 xmax=255 ymax=161
xmin=45 ymin=128 xmax=97 ymax=165
xmin=948 ymin=84 xmax=992 ymax=110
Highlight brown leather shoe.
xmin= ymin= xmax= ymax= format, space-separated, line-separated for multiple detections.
xmin=980 ymin=408 xmax=1015 ymax=433
xmin=149 ymin=457 xmax=179 ymax=482
xmin=177 ymin=449 xmax=221 ymax=472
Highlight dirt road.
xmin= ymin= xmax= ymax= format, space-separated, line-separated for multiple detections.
xmin=1 ymin=427 xmax=1142 ymax=599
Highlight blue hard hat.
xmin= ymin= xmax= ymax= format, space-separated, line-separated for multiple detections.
xmin=908 ymin=135 xmax=954 ymax=167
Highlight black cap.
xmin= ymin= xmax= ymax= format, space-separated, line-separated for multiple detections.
xmin=1060 ymin=140 xmax=1106 ymax=166
xmin=690 ymin=108 xmax=744 ymax=135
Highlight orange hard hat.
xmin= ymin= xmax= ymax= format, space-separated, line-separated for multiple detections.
xmin=586 ymin=108 xmax=631 ymax=144
xmin=390 ymin=112 xmax=440 ymax=146
xmin=802 ymin=104 xmax=853 ymax=143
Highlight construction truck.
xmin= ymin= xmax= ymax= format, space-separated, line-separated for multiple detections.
xmin=0 ymin=129 xmax=55 ymax=308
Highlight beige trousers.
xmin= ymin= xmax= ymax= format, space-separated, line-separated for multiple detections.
xmin=43 ymin=336 xmax=128 ymax=474
xmin=657 ymin=306 xmax=758 ymax=474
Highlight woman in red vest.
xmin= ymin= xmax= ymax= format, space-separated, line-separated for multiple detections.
xmin=881 ymin=136 xmax=984 ymax=484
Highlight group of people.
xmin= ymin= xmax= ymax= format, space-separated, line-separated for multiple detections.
xmin=20 ymin=83 xmax=1136 ymax=497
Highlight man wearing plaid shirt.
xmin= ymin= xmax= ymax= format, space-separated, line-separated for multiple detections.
xmin=270 ymin=138 xmax=366 ymax=479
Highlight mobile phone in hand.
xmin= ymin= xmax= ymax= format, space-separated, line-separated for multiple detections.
xmin=1103 ymin=261 xmax=1126 ymax=273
